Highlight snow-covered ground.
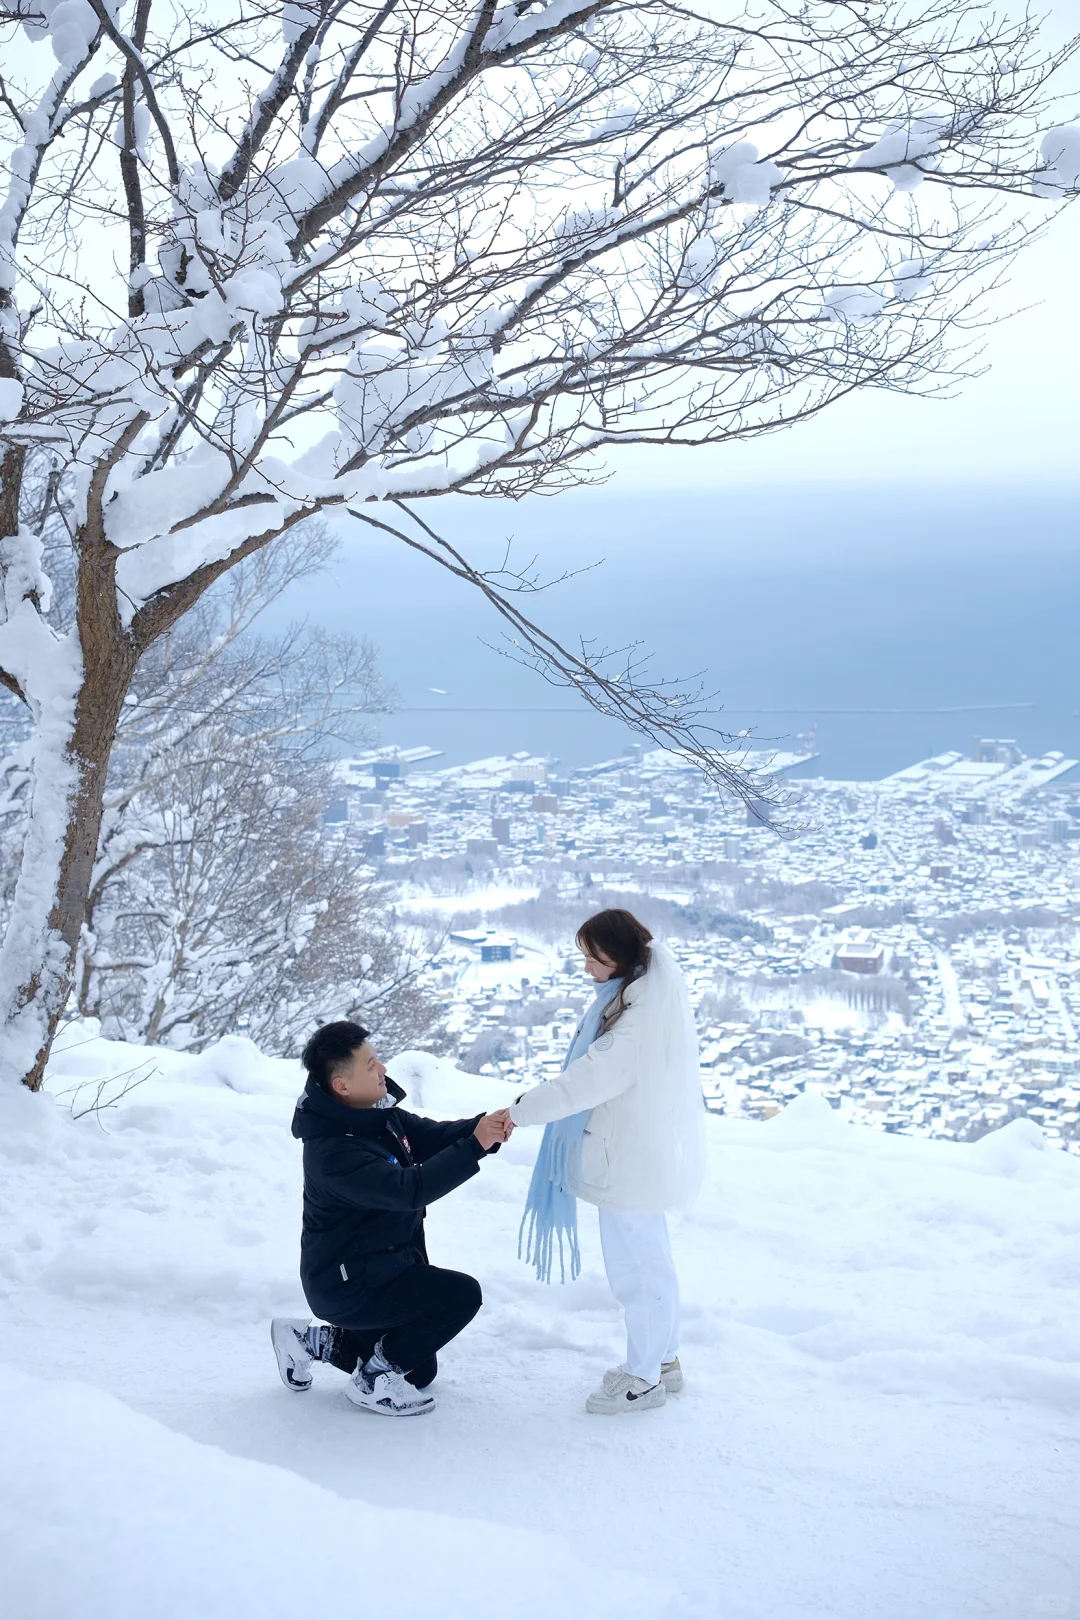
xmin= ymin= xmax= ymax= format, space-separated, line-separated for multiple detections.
xmin=3 ymin=1032 xmax=1080 ymax=1620
xmin=396 ymin=883 xmax=541 ymax=916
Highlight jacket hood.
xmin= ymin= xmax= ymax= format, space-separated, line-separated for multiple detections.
xmin=291 ymin=1073 xmax=406 ymax=1141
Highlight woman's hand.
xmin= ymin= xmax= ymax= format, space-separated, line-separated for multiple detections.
xmin=474 ymin=1109 xmax=514 ymax=1149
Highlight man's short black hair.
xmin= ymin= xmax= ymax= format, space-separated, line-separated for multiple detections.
xmin=301 ymin=1020 xmax=371 ymax=1093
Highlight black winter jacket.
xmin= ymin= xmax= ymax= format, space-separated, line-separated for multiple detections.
xmin=291 ymin=1076 xmax=489 ymax=1312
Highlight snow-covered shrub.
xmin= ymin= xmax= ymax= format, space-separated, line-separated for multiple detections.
xmin=0 ymin=478 xmax=446 ymax=1057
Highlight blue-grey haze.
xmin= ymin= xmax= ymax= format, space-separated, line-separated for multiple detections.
xmin=260 ymin=484 xmax=1079 ymax=781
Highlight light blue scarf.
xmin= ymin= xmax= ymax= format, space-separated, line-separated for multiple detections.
xmin=518 ymin=975 xmax=623 ymax=1284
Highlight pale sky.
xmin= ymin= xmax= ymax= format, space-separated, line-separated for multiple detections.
xmin=608 ymin=200 xmax=1080 ymax=490
xmin=613 ymin=0 xmax=1080 ymax=490
xmin=4 ymin=4 xmax=1077 ymax=493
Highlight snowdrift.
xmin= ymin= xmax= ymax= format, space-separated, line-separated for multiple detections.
xmin=0 ymin=1367 xmax=667 ymax=1620
xmin=0 ymin=1032 xmax=1078 ymax=1620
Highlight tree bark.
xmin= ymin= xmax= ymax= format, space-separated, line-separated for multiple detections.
xmin=0 ymin=525 xmax=136 ymax=1089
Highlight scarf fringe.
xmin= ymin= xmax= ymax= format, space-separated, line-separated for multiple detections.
xmin=517 ymin=977 xmax=622 ymax=1284
xmin=518 ymin=1202 xmax=582 ymax=1285
xmin=517 ymin=1118 xmax=586 ymax=1283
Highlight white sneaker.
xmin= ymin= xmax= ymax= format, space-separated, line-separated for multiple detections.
xmin=270 ymin=1317 xmax=314 ymax=1392
xmin=586 ymin=1371 xmax=666 ymax=1415
xmin=601 ymin=1361 xmax=683 ymax=1395
xmin=346 ymin=1365 xmax=436 ymax=1417
xmin=661 ymin=1358 xmax=684 ymax=1393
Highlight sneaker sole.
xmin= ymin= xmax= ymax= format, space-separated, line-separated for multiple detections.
xmin=345 ymin=1394 xmax=435 ymax=1417
xmin=270 ymin=1320 xmax=312 ymax=1392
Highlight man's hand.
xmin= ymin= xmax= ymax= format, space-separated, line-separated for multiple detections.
xmin=474 ymin=1109 xmax=514 ymax=1150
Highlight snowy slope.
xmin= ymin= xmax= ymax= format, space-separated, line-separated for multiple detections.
xmin=2 ymin=1029 xmax=1079 ymax=1620
xmin=1 ymin=1368 xmax=666 ymax=1620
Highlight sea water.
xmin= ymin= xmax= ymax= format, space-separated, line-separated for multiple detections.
xmin=262 ymin=483 xmax=1079 ymax=780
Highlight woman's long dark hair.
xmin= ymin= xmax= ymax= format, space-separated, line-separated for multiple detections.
xmin=575 ymin=908 xmax=653 ymax=1029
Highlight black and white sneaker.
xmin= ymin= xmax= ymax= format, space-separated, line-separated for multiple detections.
xmin=602 ymin=1360 xmax=683 ymax=1395
xmin=345 ymin=1364 xmax=436 ymax=1417
xmin=585 ymin=1370 xmax=666 ymax=1414
xmin=270 ymin=1317 xmax=315 ymax=1392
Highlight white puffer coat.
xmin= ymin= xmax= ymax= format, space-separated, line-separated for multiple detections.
xmin=508 ymin=942 xmax=706 ymax=1212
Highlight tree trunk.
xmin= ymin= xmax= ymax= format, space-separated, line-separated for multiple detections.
xmin=0 ymin=530 xmax=136 ymax=1089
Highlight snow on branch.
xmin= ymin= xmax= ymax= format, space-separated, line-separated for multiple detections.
xmin=0 ymin=0 xmax=1076 ymax=1084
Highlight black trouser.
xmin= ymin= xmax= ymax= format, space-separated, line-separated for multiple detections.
xmin=324 ymin=1264 xmax=482 ymax=1389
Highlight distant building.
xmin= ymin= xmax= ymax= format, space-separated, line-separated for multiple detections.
xmin=531 ymin=793 xmax=559 ymax=814
xmin=407 ymin=821 xmax=428 ymax=847
xmin=510 ymin=758 xmax=547 ymax=787
xmin=823 ymin=902 xmax=865 ymax=922
xmin=492 ymin=815 xmax=512 ymax=844
xmin=642 ymin=815 xmax=675 ymax=834
xmin=882 ymin=747 xmax=1078 ymax=796
xmin=340 ymin=745 xmax=444 ymax=784
xmin=323 ymin=800 xmax=348 ymax=824
xmin=929 ymin=863 xmax=952 ymax=880
xmin=448 ymin=927 xmax=518 ymax=962
xmin=466 ymin=836 xmax=498 ymax=857
xmin=835 ymin=940 xmax=886 ymax=974
xmin=860 ymin=831 xmax=878 ymax=849
xmin=972 ymin=738 xmax=1022 ymax=766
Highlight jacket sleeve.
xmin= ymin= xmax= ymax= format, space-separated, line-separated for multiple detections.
xmin=395 ymin=1111 xmax=486 ymax=1160
xmin=508 ymin=996 xmax=642 ymax=1128
xmin=319 ymin=1134 xmax=485 ymax=1212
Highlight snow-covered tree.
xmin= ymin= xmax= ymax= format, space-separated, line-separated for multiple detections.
xmin=0 ymin=0 xmax=1077 ymax=1086
xmin=77 ymin=722 xmax=448 ymax=1054
xmin=0 ymin=491 xmax=447 ymax=1052
xmin=73 ymin=571 xmax=448 ymax=1056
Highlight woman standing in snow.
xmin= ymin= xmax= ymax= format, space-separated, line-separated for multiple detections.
xmin=506 ymin=909 xmax=706 ymax=1415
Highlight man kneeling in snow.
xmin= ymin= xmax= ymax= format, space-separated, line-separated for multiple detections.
xmin=271 ymin=1021 xmax=511 ymax=1417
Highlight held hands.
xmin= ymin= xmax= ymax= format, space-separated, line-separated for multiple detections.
xmin=474 ymin=1108 xmax=515 ymax=1150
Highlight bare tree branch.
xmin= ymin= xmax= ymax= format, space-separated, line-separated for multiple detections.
xmin=0 ymin=0 xmax=1076 ymax=1086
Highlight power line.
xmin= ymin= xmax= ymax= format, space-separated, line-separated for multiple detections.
xmin=392 ymin=702 xmax=1037 ymax=716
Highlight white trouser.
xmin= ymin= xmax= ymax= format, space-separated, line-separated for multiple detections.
xmin=597 ymin=1208 xmax=680 ymax=1385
